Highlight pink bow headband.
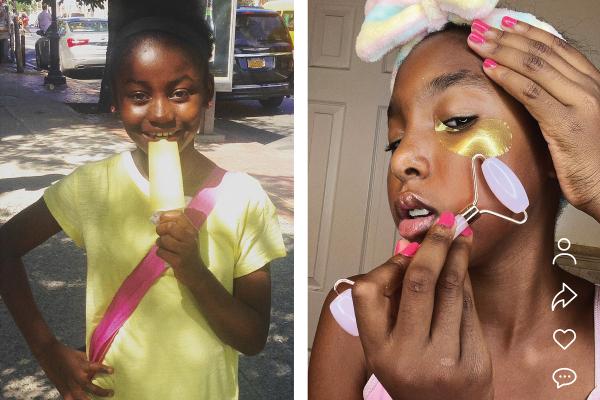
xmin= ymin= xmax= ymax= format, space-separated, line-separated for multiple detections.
xmin=355 ymin=0 xmax=563 ymax=86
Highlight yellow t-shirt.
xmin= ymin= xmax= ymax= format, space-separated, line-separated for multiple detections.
xmin=43 ymin=152 xmax=286 ymax=400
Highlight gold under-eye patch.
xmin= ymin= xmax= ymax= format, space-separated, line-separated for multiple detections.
xmin=434 ymin=118 xmax=512 ymax=158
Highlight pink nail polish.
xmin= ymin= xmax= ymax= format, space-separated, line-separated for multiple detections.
xmin=483 ymin=58 xmax=497 ymax=69
xmin=400 ymin=242 xmax=420 ymax=257
xmin=501 ymin=16 xmax=517 ymax=28
xmin=436 ymin=211 xmax=455 ymax=228
xmin=468 ymin=31 xmax=485 ymax=45
xmin=394 ymin=239 xmax=410 ymax=255
xmin=460 ymin=226 xmax=474 ymax=237
xmin=471 ymin=19 xmax=490 ymax=34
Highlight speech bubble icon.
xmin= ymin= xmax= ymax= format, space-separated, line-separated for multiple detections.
xmin=553 ymin=368 xmax=577 ymax=389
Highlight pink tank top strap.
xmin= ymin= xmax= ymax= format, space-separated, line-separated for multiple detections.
xmin=363 ymin=374 xmax=391 ymax=400
xmin=588 ymin=285 xmax=600 ymax=400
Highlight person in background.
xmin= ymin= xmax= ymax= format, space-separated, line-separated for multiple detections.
xmin=37 ymin=4 xmax=51 ymax=33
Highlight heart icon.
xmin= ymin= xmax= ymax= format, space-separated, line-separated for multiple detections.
xmin=553 ymin=329 xmax=576 ymax=350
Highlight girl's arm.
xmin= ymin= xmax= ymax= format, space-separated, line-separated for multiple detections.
xmin=156 ymin=211 xmax=271 ymax=355
xmin=0 ymin=197 xmax=63 ymax=358
xmin=308 ymin=281 xmax=368 ymax=400
xmin=0 ymin=197 xmax=113 ymax=399
xmin=187 ymin=263 xmax=270 ymax=356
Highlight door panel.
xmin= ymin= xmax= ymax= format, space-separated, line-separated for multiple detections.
xmin=308 ymin=0 xmax=398 ymax=348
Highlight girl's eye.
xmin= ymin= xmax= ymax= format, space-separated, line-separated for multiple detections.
xmin=385 ymin=139 xmax=401 ymax=153
xmin=171 ymin=89 xmax=190 ymax=101
xmin=443 ymin=115 xmax=477 ymax=129
xmin=129 ymin=92 xmax=149 ymax=103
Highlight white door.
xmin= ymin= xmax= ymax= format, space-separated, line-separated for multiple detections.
xmin=308 ymin=0 xmax=400 ymax=349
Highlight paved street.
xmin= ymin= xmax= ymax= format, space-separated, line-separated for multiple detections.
xmin=0 ymin=49 xmax=293 ymax=400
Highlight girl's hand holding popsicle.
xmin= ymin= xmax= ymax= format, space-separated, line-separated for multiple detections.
xmin=155 ymin=211 xmax=207 ymax=288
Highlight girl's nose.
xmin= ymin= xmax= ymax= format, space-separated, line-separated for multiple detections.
xmin=389 ymin=136 xmax=432 ymax=183
xmin=148 ymin=97 xmax=175 ymax=127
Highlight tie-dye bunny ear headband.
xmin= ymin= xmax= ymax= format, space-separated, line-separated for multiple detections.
xmin=355 ymin=0 xmax=563 ymax=89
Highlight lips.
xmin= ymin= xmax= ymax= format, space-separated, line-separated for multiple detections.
xmin=142 ymin=130 xmax=184 ymax=142
xmin=394 ymin=192 xmax=439 ymax=242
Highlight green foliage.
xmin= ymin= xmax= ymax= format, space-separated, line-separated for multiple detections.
xmin=16 ymin=0 xmax=105 ymax=10
xmin=237 ymin=0 xmax=256 ymax=6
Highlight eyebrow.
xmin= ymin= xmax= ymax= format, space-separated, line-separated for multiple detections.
xmin=387 ymin=69 xmax=494 ymax=119
xmin=424 ymin=69 xmax=493 ymax=98
xmin=123 ymin=75 xmax=196 ymax=87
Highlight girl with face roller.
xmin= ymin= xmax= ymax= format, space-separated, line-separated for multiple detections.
xmin=0 ymin=14 xmax=286 ymax=400
xmin=309 ymin=2 xmax=600 ymax=399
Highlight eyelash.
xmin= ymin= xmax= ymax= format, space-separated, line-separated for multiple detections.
xmin=384 ymin=115 xmax=478 ymax=153
xmin=127 ymin=89 xmax=194 ymax=105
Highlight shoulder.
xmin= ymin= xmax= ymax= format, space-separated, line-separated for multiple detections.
xmin=68 ymin=153 xmax=122 ymax=179
xmin=220 ymin=171 xmax=274 ymax=209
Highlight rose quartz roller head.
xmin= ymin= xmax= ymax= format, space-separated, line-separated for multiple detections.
xmin=454 ymin=154 xmax=528 ymax=238
xmin=329 ymin=279 xmax=359 ymax=336
xmin=329 ymin=154 xmax=529 ymax=336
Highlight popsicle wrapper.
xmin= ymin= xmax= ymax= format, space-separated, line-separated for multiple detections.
xmin=148 ymin=139 xmax=185 ymax=212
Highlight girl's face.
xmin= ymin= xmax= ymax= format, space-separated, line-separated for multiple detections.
xmin=115 ymin=37 xmax=207 ymax=155
xmin=387 ymin=30 xmax=555 ymax=261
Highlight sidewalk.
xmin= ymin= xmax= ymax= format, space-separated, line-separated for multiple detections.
xmin=0 ymin=64 xmax=293 ymax=399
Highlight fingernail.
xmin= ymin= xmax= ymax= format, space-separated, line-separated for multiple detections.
xmin=394 ymin=239 xmax=410 ymax=255
xmin=460 ymin=226 xmax=474 ymax=237
xmin=501 ymin=16 xmax=517 ymax=28
xmin=436 ymin=211 xmax=455 ymax=228
xmin=483 ymin=58 xmax=497 ymax=69
xmin=468 ymin=31 xmax=485 ymax=45
xmin=471 ymin=19 xmax=490 ymax=34
xmin=400 ymin=242 xmax=420 ymax=257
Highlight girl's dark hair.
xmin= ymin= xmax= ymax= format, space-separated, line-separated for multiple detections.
xmin=108 ymin=14 xmax=215 ymax=106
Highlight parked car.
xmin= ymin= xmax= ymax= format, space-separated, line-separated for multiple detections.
xmin=35 ymin=17 xmax=107 ymax=75
xmin=217 ymin=7 xmax=293 ymax=108
xmin=263 ymin=0 xmax=293 ymax=43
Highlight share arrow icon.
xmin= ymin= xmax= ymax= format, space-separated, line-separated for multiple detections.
xmin=551 ymin=283 xmax=578 ymax=311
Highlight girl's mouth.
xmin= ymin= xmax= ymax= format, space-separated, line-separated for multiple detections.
xmin=395 ymin=192 xmax=439 ymax=242
xmin=143 ymin=130 xmax=184 ymax=142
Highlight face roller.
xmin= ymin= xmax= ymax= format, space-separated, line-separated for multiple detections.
xmin=329 ymin=154 xmax=530 ymax=336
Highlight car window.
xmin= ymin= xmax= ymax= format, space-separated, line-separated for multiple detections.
xmin=58 ymin=21 xmax=66 ymax=35
xmin=282 ymin=11 xmax=293 ymax=31
xmin=67 ymin=20 xmax=108 ymax=32
xmin=235 ymin=13 xmax=289 ymax=46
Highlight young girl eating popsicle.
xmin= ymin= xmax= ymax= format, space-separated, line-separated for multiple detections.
xmin=0 ymin=13 xmax=286 ymax=400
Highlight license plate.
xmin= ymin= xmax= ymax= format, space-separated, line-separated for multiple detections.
xmin=247 ymin=58 xmax=266 ymax=69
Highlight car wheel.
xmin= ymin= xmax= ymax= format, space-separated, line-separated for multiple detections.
xmin=259 ymin=96 xmax=284 ymax=108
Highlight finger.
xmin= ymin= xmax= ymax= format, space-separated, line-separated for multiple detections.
xmin=479 ymin=62 xmax=567 ymax=137
xmin=352 ymin=255 xmax=410 ymax=353
xmin=156 ymin=234 xmax=186 ymax=254
xmin=88 ymin=362 xmax=113 ymax=376
xmin=158 ymin=210 xmax=184 ymax=223
xmin=84 ymin=381 xmax=114 ymax=398
xmin=467 ymin=35 xmax=579 ymax=105
xmin=69 ymin=387 xmax=90 ymax=400
xmin=459 ymin=272 xmax=487 ymax=364
xmin=156 ymin=221 xmax=197 ymax=243
xmin=502 ymin=17 xmax=600 ymax=81
xmin=156 ymin=247 xmax=179 ymax=266
xmin=480 ymin=26 xmax=591 ymax=86
xmin=395 ymin=212 xmax=456 ymax=341
xmin=430 ymin=232 xmax=473 ymax=357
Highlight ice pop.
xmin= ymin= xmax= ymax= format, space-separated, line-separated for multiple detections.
xmin=148 ymin=139 xmax=185 ymax=212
